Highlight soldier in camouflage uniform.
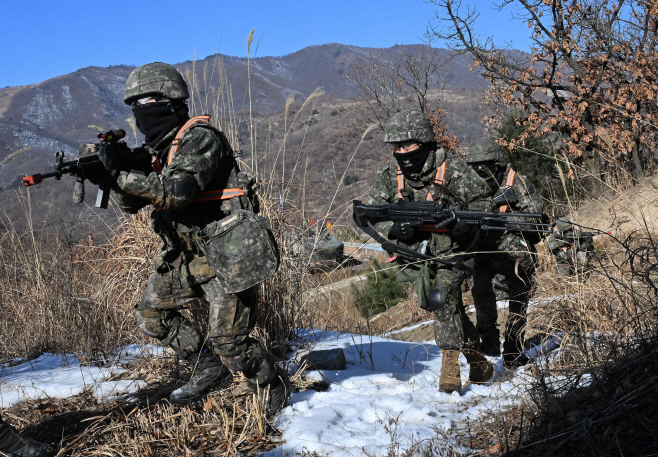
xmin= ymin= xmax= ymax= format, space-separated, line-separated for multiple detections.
xmin=93 ymin=62 xmax=288 ymax=411
xmin=546 ymin=219 xmax=594 ymax=276
xmin=465 ymin=142 xmax=543 ymax=368
xmin=0 ymin=416 xmax=51 ymax=456
xmin=365 ymin=110 xmax=493 ymax=393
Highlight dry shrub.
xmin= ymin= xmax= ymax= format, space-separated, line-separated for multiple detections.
xmin=476 ymin=227 xmax=658 ymax=456
xmin=0 ymin=210 xmax=156 ymax=361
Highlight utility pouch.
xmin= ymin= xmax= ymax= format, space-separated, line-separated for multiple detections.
xmin=415 ymin=262 xmax=435 ymax=311
xmin=183 ymin=256 xmax=216 ymax=286
xmin=198 ymin=209 xmax=280 ymax=293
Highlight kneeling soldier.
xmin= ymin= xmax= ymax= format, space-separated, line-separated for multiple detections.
xmin=94 ymin=63 xmax=288 ymax=412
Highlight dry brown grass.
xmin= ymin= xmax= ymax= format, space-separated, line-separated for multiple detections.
xmin=1 ymin=351 xmax=329 ymax=456
xmin=0 ymin=209 xmax=156 ymax=362
xmin=468 ymin=227 xmax=658 ymax=456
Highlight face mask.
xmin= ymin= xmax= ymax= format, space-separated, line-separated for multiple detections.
xmin=132 ymin=101 xmax=189 ymax=148
xmin=393 ymin=143 xmax=433 ymax=178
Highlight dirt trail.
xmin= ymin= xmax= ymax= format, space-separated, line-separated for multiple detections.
xmin=569 ymin=175 xmax=658 ymax=235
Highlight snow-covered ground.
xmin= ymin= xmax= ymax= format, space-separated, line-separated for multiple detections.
xmin=0 ymin=345 xmax=163 ymax=408
xmin=0 ymin=322 xmax=556 ymax=457
xmin=265 ymin=330 xmax=538 ymax=457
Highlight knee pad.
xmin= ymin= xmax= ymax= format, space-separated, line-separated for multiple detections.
xmin=135 ymin=308 xmax=168 ymax=339
xmin=427 ymin=287 xmax=457 ymax=321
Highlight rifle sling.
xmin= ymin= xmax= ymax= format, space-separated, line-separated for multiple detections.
xmin=359 ymin=222 xmax=465 ymax=273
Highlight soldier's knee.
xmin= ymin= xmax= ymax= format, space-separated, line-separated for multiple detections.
xmin=427 ymin=286 xmax=457 ymax=321
xmin=135 ymin=308 xmax=168 ymax=339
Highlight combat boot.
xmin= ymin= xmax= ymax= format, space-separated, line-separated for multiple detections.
xmin=439 ymin=350 xmax=462 ymax=393
xmin=478 ymin=325 xmax=501 ymax=357
xmin=464 ymin=349 xmax=494 ymax=384
xmin=503 ymin=335 xmax=529 ymax=369
xmin=263 ymin=368 xmax=292 ymax=416
xmin=170 ymin=351 xmax=232 ymax=405
xmin=0 ymin=423 xmax=52 ymax=457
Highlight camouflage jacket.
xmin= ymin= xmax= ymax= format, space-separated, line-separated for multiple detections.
xmin=490 ymin=164 xmax=543 ymax=216
xmin=114 ymin=122 xmax=255 ymax=261
xmin=365 ymin=147 xmax=490 ymax=255
xmin=478 ymin=163 xmax=544 ymax=250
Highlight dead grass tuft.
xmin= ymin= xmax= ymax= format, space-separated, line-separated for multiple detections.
xmin=2 ymin=351 xmax=328 ymax=457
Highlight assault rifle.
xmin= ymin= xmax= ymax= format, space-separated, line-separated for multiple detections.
xmin=23 ymin=129 xmax=133 ymax=209
xmin=550 ymin=231 xmax=594 ymax=249
xmin=352 ymin=197 xmax=552 ymax=271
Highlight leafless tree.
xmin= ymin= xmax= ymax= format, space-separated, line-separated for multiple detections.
xmin=431 ymin=0 xmax=658 ymax=185
xmin=348 ymin=36 xmax=455 ymax=130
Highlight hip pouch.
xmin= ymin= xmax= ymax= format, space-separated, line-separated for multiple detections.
xmin=198 ymin=209 xmax=280 ymax=293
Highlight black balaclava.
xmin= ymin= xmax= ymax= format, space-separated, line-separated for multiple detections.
xmin=392 ymin=143 xmax=434 ymax=179
xmin=132 ymin=100 xmax=190 ymax=148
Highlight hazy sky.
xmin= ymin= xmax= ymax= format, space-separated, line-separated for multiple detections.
xmin=0 ymin=0 xmax=532 ymax=88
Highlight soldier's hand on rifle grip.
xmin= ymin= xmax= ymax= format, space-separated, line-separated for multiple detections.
xmin=98 ymin=145 xmax=121 ymax=179
xmin=450 ymin=218 xmax=474 ymax=238
xmin=389 ymin=222 xmax=416 ymax=241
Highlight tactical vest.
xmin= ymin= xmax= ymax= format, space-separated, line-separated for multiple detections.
xmin=396 ymin=160 xmax=449 ymax=233
xmin=151 ymin=116 xmax=247 ymax=211
xmin=498 ymin=168 xmax=516 ymax=213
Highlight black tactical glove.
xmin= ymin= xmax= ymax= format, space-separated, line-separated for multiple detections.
xmin=84 ymin=160 xmax=115 ymax=185
xmin=98 ymin=144 xmax=121 ymax=179
xmin=449 ymin=218 xmax=474 ymax=238
xmin=388 ymin=222 xmax=416 ymax=241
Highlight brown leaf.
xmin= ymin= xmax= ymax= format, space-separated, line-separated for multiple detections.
xmin=36 ymin=402 xmax=57 ymax=414
xmin=488 ymin=442 xmax=502 ymax=454
xmin=203 ymin=397 xmax=220 ymax=412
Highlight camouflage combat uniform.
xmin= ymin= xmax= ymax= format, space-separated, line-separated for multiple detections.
xmin=365 ymin=148 xmax=491 ymax=351
xmin=113 ymin=121 xmax=279 ymax=388
xmin=471 ymin=163 xmax=542 ymax=363
xmin=546 ymin=220 xmax=594 ymax=276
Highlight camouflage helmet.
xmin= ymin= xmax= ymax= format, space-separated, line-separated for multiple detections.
xmin=384 ymin=110 xmax=435 ymax=143
xmin=465 ymin=140 xmax=504 ymax=164
xmin=124 ymin=62 xmax=189 ymax=105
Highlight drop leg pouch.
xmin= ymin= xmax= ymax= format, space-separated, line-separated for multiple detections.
xmin=198 ymin=209 xmax=280 ymax=294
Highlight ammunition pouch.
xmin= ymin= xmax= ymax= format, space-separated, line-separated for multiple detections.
xmin=427 ymin=286 xmax=457 ymax=321
xmin=139 ymin=259 xmax=213 ymax=311
xmin=197 ymin=209 xmax=280 ymax=294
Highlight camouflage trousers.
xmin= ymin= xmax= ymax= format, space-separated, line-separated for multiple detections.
xmin=472 ymin=236 xmax=537 ymax=356
xmin=416 ymin=257 xmax=479 ymax=351
xmin=553 ymin=247 xmax=588 ymax=276
xmin=135 ymin=269 xmax=276 ymax=386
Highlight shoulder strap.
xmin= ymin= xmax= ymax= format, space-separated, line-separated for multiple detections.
xmin=151 ymin=115 xmax=245 ymax=210
xmin=499 ymin=167 xmax=517 ymax=213
xmin=167 ymin=115 xmax=211 ymax=166
xmin=398 ymin=158 xmax=446 ymax=202
xmin=396 ymin=166 xmax=404 ymax=200
xmin=425 ymin=162 xmax=446 ymax=202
